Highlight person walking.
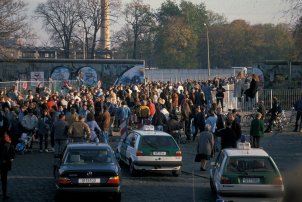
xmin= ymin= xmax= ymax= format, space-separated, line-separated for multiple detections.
xmin=192 ymin=106 xmax=206 ymax=142
xmin=86 ymin=113 xmax=102 ymax=143
xmin=37 ymin=109 xmax=52 ymax=152
xmin=250 ymin=112 xmax=264 ymax=148
xmin=293 ymin=96 xmax=302 ymax=132
xmin=195 ymin=124 xmax=214 ymax=171
xmin=52 ymin=114 xmax=68 ymax=156
xmin=216 ymin=120 xmax=237 ymax=149
xmin=0 ymin=134 xmax=15 ymax=200
xmin=68 ymin=115 xmax=91 ymax=143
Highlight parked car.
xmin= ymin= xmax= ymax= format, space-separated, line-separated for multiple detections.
xmin=54 ymin=143 xmax=121 ymax=201
xmin=116 ymin=125 xmax=182 ymax=176
xmin=210 ymin=142 xmax=284 ymax=202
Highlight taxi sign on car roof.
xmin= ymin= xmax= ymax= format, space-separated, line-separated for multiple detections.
xmin=142 ymin=125 xmax=154 ymax=131
xmin=237 ymin=142 xmax=251 ymax=150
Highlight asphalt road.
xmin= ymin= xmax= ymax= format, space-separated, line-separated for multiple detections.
xmin=5 ymin=130 xmax=302 ymax=202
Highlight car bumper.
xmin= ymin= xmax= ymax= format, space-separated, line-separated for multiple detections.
xmin=134 ymin=160 xmax=182 ymax=167
xmin=56 ymin=186 xmax=121 ymax=193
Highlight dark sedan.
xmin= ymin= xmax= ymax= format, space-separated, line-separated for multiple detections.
xmin=54 ymin=143 xmax=121 ymax=201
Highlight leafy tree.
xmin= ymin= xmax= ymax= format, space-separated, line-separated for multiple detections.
xmin=155 ymin=16 xmax=198 ymax=68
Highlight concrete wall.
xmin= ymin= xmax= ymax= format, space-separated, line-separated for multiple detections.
xmin=0 ymin=58 xmax=144 ymax=88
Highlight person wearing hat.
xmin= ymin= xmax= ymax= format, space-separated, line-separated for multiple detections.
xmin=0 ymin=134 xmax=15 ymax=200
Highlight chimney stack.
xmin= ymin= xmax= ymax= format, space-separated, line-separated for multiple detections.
xmin=100 ymin=0 xmax=110 ymax=58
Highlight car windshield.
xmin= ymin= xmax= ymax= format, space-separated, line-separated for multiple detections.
xmin=140 ymin=136 xmax=178 ymax=149
xmin=226 ymin=157 xmax=275 ymax=173
xmin=64 ymin=148 xmax=113 ymax=165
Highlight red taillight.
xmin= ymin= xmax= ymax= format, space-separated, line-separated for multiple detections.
xmin=273 ymin=176 xmax=283 ymax=185
xmin=107 ymin=176 xmax=120 ymax=185
xmin=220 ymin=176 xmax=231 ymax=184
xmin=58 ymin=177 xmax=72 ymax=185
xmin=136 ymin=150 xmax=144 ymax=156
xmin=175 ymin=151 xmax=182 ymax=157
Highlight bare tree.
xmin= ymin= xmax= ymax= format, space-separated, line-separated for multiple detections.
xmin=124 ymin=0 xmax=155 ymax=59
xmin=76 ymin=0 xmax=121 ymax=59
xmin=35 ymin=0 xmax=81 ymax=58
xmin=0 ymin=0 xmax=28 ymax=58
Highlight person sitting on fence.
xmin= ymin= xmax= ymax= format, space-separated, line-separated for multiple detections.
xmin=244 ymin=74 xmax=259 ymax=102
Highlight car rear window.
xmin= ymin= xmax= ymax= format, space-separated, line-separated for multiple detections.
xmin=140 ymin=136 xmax=178 ymax=149
xmin=226 ymin=157 xmax=275 ymax=173
xmin=64 ymin=148 xmax=113 ymax=165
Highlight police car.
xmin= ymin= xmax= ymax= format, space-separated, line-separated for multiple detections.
xmin=210 ymin=142 xmax=284 ymax=202
xmin=116 ymin=125 xmax=182 ymax=176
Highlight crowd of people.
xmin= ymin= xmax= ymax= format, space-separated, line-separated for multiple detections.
xmin=1 ymin=70 xmax=297 ymax=199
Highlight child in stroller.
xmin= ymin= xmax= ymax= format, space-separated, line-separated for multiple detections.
xmin=15 ymin=132 xmax=34 ymax=154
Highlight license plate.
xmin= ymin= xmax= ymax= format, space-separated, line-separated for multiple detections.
xmin=242 ymin=178 xmax=260 ymax=184
xmin=78 ymin=178 xmax=100 ymax=184
xmin=153 ymin=151 xmax=166 ymax=155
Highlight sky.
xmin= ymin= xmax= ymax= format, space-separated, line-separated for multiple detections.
xmin=26 ymin=0 xmax=292 ymax=45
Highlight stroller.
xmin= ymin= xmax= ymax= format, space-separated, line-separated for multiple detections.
xmin=15 ymin=132 xmax=34 ymax=154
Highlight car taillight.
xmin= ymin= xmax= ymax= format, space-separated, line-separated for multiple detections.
xmin=58 ymin=177 xmax=72 ymax=185
xmin=107 ymin=176 xmax=120 ymax=185
xmin=175 ymin=151 xmax=182 ymax=157
xmin=273 ymin=176 xmax=283 ymax=185
xmin=136 ymin=150 xmax=144 ymax=156
xmin=220 ymin=176 xmax=231 ymax=184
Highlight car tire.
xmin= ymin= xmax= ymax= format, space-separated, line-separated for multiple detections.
xmin=115 ymin=150 xmax=124 ymax=166
xmin=210 ymin=178 xmax=216 ymax=195
xmin=129 ymin=161 xmax=138 ymax=176
xmin=172 ymin=169 xmax=181 ymax=177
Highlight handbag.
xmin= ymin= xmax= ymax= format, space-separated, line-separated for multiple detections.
xmin=194 ymin=154 xmax=202 ymax=162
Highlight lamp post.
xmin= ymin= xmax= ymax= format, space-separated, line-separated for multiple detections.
xmin=204 ymin=23 xmax=210 ymax=77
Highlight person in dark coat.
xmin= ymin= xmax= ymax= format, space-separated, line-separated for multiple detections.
xmin=250 ymin=112 xmax=264 ymax=148
xmin=244 ymin=74 xmax=259 ymax=102
xmin=215 ymin=84 xmax=225 ymax=111
xmin=0 ymin=134 xmax=15 ymax=200
xmin=265 ymin=97 xmax=281 ymax=133
xmin=216 ymin=120 xmax=237 ymax=149
xmin=152 ymin=106 xmax=167 ymax=131
xmin=192 ymin=106 xmax=206 ymax=141
xmin=293 ymin=96 xmax=302 ymax=132
xmin=52 ymin=114 xmax=68 ymax=156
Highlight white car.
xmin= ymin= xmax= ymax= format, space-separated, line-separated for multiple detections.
xmin=116 ymin=125 xmax=182 ymax=176
xmin=210 ymin=142 xmax=284 ymax=202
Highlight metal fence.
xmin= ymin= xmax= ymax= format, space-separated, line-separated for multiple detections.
xmin=214 ymin=84 xmax=302 ymax=112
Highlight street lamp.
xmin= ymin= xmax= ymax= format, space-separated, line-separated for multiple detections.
xmin=204 ymin=23 xmax=210 ymax=77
